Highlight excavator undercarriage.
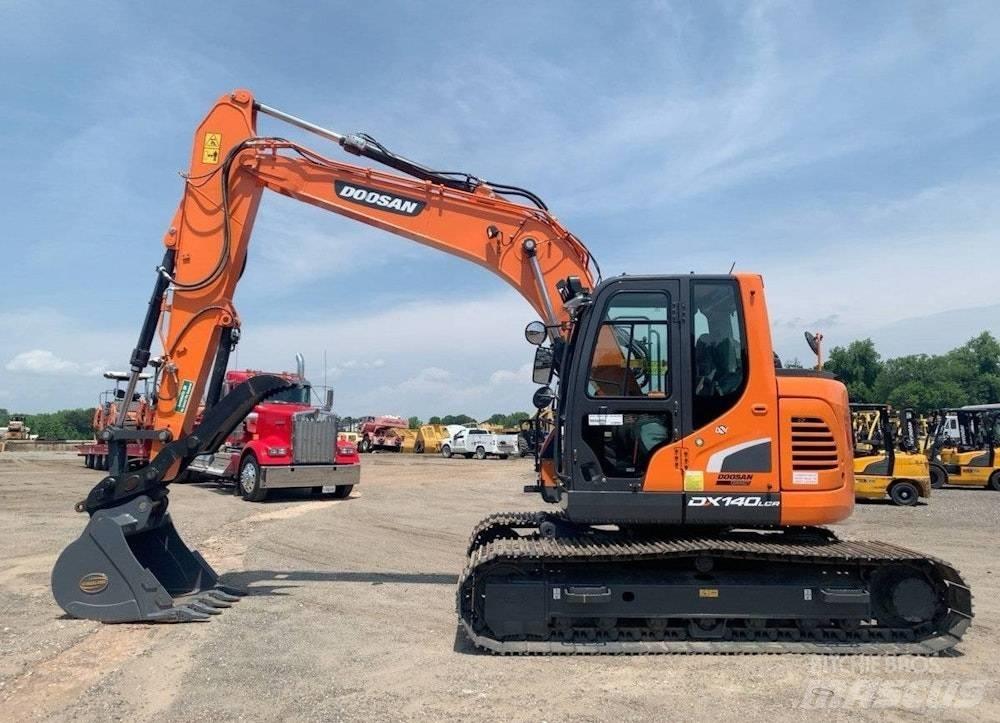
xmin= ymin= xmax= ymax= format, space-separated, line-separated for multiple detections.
xmin=459 ymin=512 xmax=972 ymax=654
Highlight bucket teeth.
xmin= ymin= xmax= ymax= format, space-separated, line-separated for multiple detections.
xmin=212 ymin=585 xmax=245 ymax=600
xmin=196 ymin=594 xmax=232 ymax=609
xmin=148 ymin=606 xmax=212 ymax=622
xmin=189 ymin=601 xmax=223 ymax=616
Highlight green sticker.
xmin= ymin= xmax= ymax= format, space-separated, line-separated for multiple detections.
xmin=175 ymin=380 xmax=194 ymax=413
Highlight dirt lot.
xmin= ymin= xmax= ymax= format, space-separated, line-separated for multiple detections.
xmin=0 ymin=451 xmax=997 ymax=722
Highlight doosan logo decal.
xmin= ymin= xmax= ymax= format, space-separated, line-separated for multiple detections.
xmin=335 ymin=181 xmax=426 ymax=216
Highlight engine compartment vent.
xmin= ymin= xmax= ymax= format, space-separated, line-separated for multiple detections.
xmin=790 ymin=416 xmax=839 ymax=470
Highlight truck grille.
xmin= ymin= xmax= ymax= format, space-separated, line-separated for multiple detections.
xmin=790 ymin=416 xmax=839 ymax=470
xmin=293 ymin=411 xmax=338 ymax=464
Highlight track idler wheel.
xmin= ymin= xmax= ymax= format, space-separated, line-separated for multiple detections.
xmin=872 ymin=565 xmax=941 ymax=628
xmin=51 ymin=495 xmax=242 ymax=622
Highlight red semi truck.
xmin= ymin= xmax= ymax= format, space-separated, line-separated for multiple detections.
xmin=81 ymin=359 xmax=360 ymax=502
xmin=186 ymin=359 xmax=360 ymax=501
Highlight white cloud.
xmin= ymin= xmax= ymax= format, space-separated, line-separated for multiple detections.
xmin=489 ymin=362 xmax=534 ymax=386
xmin=5 ymin=350 xmax=104 ymax=376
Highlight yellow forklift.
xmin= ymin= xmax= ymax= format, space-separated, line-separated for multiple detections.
xmin=851 ymin=404 xmax=931 ymax=506
xmin=924 ymin=404 xmax=1000 ymax=490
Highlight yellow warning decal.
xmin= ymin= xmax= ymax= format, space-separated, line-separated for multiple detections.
xmin=202 ymin=132 xmax=222 ymax=164
xmin=699 ymin=588 xmax=719 ymax=598
xmin=684 ymin=470 xmax=704 ymax=492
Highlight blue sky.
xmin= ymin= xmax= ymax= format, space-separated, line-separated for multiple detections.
xmin=2 ymin=1 xmax=1000 ymax=417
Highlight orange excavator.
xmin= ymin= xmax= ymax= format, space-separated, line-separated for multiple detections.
xmin=52 ymin=90 xmax=972 ymax=653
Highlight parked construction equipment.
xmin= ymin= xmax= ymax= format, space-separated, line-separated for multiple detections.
xmin=358 ymin=415 xmax=407 ymax=452
xmin=395 ymin=427 xmax=420 ymax=452
xmin=516 ymin=410 xmax=554 ymax=457
xmin=414 ymin=424 xmax=448 ymax=454
xmin=77 ymin=372 xmax=155 ymax=471
xmin=51 ymin=90 xmax=971 ymax=654
xmin=851 ymin=404 xmax=930 ymax=506
xmin=924 ymin=405 xmax=1000 ymax=490
xmin=4 ymin=415 xmax=30 ymax=440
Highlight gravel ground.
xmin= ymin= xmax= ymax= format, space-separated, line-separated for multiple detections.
xmin=0 ymin=450 xmax=998 ymax=722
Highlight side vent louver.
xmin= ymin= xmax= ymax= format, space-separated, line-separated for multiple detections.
xmin=790 ymin=416 xmax=838 ymax=470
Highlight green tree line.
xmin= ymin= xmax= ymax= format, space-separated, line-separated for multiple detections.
xmin=2 ymin=407 xmax=534 ymax=440
xmin=823 ymin=331 xmax=1000 ymax=413
xmin=410 ymin=412 xmax=531 ymax=429
xmin=0 ymin=408 xmax=96 ymax=440
xmin=337 ymin=412 xmax=532 ymax=431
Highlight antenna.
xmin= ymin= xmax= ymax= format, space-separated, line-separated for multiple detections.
xmin=728 ymin=261 xmax=736 ymax=274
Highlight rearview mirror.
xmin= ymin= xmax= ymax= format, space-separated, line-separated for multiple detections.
xmin=532 ymin=385 xmax=556 ymax=410
xmin=524 ymin=321 xmax=547 ymax=346
xmin=532 ymin=346 xmax=554 ymax=385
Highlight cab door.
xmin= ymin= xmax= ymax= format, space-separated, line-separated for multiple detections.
xmin=567 ymin=278 xmax=685 ymax=495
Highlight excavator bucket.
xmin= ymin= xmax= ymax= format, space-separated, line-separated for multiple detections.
xmin=51 ymin=494 xmax=239 ymax=622
xmin=52 ymin=373 xmax=295 ymax=622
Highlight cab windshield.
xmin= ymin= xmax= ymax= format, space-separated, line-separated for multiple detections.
xmin=268 ymin=384 xmax=312 ymax=405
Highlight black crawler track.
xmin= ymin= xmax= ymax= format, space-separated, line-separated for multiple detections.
xmin=457 ymin=512 xmax=973 ymax=655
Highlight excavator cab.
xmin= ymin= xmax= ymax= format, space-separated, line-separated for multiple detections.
xmin=540 ymin=274 xmax=790 ymax=525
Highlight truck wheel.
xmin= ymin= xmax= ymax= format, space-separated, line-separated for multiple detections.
xmin=889 ymin=481 xmax=920 ymax=507
xmin=989 ymin=471 xmax=1000 ymax=491
xmin=331 ymin=485 xmax=353 ymax=499
xmin=239 ymin=453 xmax=267 ymax=502
xmin=517 ymin=435 xmax=530 ymax=457
xmin=929 ymin=464 xmax=947 ymax=489
xmin=475 ymin=446 xmax=487 ymax=460
xmin=84 ymin=454 xmax=93 ymax=469
xmin=358 ymin=438 xmax=372 ymax=453
xmin=441 ymin=444 xmax=452 ymax=459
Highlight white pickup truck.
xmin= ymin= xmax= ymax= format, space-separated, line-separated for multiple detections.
xmin=441 ymin=427 xmax=517 ymax=460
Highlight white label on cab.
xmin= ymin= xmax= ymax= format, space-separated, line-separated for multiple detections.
xmin=793 ymin=471 xmax=819 ymax=485
xmin=588 ymin=414 xmax=624 ymax=426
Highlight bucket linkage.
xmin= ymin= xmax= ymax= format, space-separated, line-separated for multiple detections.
xmin=51 ymin=374 xmax=295 ymax=623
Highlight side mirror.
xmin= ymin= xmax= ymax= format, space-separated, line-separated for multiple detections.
xmin=524 ymin=321 xmax=547 ymax=346
xmin=532 ymin=385 xmax=556 ymax=410
xmin=532 ymin=346 xmax=554 ymax=384
xmin=324 ymin=389 xmax=334 ymax=411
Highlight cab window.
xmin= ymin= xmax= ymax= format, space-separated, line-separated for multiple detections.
xmin=691 ymin=282 xmax=748 ymax=428
xmin=587 ymin=292 xmax=670 ymax=398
